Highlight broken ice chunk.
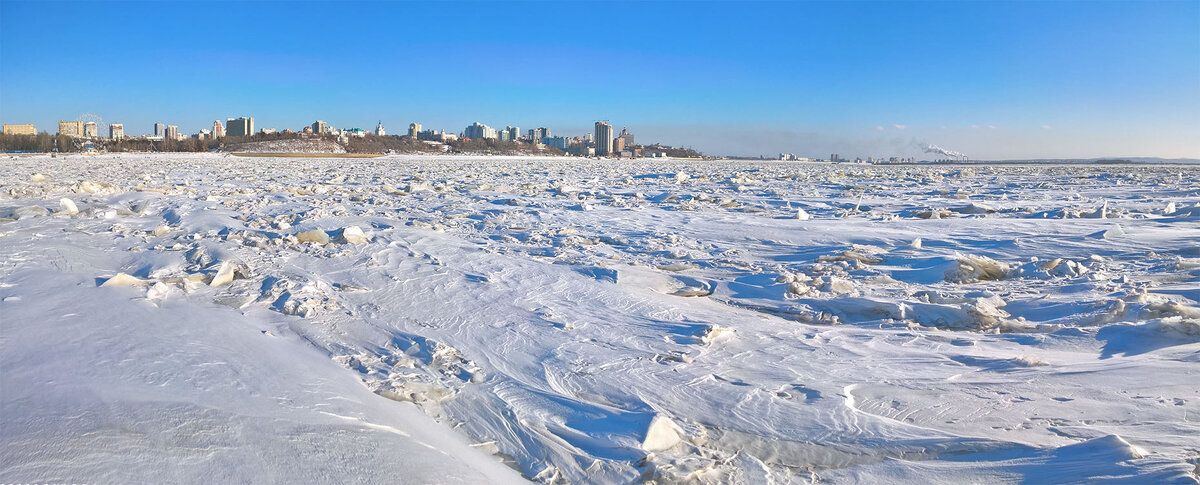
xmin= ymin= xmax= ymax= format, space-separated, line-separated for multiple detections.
xmin=701 ymin=326 xmax=734 ymax=344
xmin=945 ymin=254 xmax=1010 ymax=283
xmin=786 ymin=281 xmax=813 ymax=296
xmin=820 ymin=277 xmax=858 ymax=295
xmin=100 ymin=273 xmax=149 ymax=287
xmin=146 ymin=281 xmax=171 ymax=300
xmin=950 ymin=202 xmax=995 ymax=215
xmin=10 ymin=206 xmax=49 ymax=220
xmin=209 ymin=261 xmax=236 ymax=287
xmin=672 ymin=286 xmax=711 ymax=297
xmin=641 ymin=414 xmax=685 ymax=452
xmin=658 ymin=262 xmax=698 ymax=272
xmin=338 ymin=226 xmax=369 ymax=244
xmin=1085 ymin=201 xmax=1108 ymax=219
xmin=917 ymin=209 xmax=954 ymax=219
xmin=58 ymin=198 xmax=79 ymax=215
xmin=296 ymin=229 xmax=330 ymax=244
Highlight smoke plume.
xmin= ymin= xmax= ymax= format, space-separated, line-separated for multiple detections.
xmin=921 ymin=143 xmax=968 ymax=160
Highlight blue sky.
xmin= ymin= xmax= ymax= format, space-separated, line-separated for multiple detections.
xmin=2 ymin=0 xmax=1197 ymax=159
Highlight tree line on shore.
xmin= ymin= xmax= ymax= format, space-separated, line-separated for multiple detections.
xmin=1 ymin=132 xmax=224 ymax=153
xmin=1 ymin=131 xmax=700 ymax=158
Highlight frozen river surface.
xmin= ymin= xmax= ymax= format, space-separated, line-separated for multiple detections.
xmin=2 ymin=154 xmax=1198 ymax=483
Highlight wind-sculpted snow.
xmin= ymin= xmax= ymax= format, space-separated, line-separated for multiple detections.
xmin=2 ymin=153 xmax=1199 ymax=483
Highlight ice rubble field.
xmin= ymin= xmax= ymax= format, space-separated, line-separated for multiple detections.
xmin=2 ymin=153 xmax=1199 ymax=483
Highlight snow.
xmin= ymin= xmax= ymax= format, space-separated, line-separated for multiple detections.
xmin=2 ymin=153 xmax=1199 ymax=483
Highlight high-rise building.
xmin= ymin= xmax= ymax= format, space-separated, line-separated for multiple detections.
xmin=83 ymin=122 xmax=98 ymax=138
xmin=505 ymin=126 xmax=520 ymax=142
xmin=109 ymin=123 xmax=124 ymax=140
xmin=618 ymin=127 xmax=634 ymax=148
xmin=165 ymin=125 xmax=179 ymax=140
xmin=594 ymin=121 xmax=613 ymax=156
xmin=312 ymin=120 xmax=329 ymax=134
xmin=59 ymin=121 xmax=84 ymax=137
xmin=212 ymin=120 xmax=225 ymax=138
xmin=409 ymin=122 xmax=421 ymax=138
xmin=2 ymin=124 xmax=36 ymax=135
xmin=154 ymin=122 xmax=166 ymax=137
xmin=227 ymin=117 xmax=254 ymax=137
xmin=613 ymin=137 xmax=626 ymax=153
xmin=376 ymin=121 xmax=386 ymax=136
xmin=464 ymin=122 xmax=497 ymax=140
xmin=544 ymin=136 xmax=570 ymax=150
xmin=527 ymin=127 xmax=551 ymax=144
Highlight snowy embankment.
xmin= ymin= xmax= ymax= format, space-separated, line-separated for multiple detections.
xmin=1 ymin=154 xmax=1198 ymax=483
xmin=227 ymin=138 xmax=347 ymax=153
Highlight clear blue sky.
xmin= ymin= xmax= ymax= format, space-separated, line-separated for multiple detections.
xmin=2 ymin=0 xmax=1197 ymax=159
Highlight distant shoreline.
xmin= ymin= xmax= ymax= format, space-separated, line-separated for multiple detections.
xmin=4 ymin=151 xmax=1197 ymax=165
xmin=229 ymin=152 xmax=384 ymax=158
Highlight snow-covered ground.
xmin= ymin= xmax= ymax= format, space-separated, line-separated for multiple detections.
xmin=2 ymin=153 xmax=1198 ymax=483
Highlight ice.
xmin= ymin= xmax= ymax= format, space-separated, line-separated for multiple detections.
xmin=338 ymin=226 xmax=369 ymax=244
xmin=58 ymin=198 xmax=78 ymax=215
xmin=1169 ymin=204 xmax=1200 ymax=218
xmin=74 ymin=180 xmax=120 ymax=195
xmin=19 ymin=205 xmax=52 ymax=220
xmin=99 ymin=272 xmax=148 ymax=287
xmin=1100 ymin=224 xmax=1127 ymax=238
xmin=2 ymin=154 xmax=1198 ymax=484
xmin=701 ymin=325 xmax=735 ymax=344
xmin=945 ymin=254 xmax=1010 ymax=283
xmin=1085 ymin=200 xmax=1109 ymax=218
xmin=208 ymin=261 xmax=236 ymax=287
xmin=672 ymin=286 xmax=712 ymax=297
xmin=145 ymin=281 xmax=171 ymax=300
xmin=658 ymin=262 xmax=698 ymax=272
xmin=917 ymin=208 xmax=953 ymax=219
xmin=295 ymin=229 xmax=330 ymax=244
xmin=641 ymin=414 xmax=686 ymax=452
xmin=817 ymin=246 xmax=884 ymax=265
xmin=950 ymin=202 xmax=996 ymax=214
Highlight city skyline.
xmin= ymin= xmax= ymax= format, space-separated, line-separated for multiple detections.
xmin=2 ymin=1 xmax=1198 ymax=159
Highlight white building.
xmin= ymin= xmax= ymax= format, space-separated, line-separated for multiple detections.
xmin=464 ymin=122 xmax=497 ymax=140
